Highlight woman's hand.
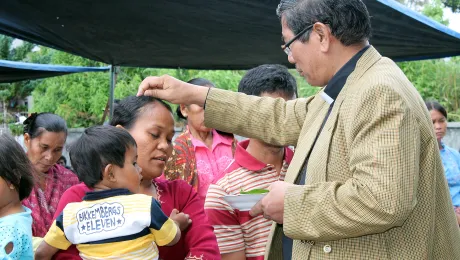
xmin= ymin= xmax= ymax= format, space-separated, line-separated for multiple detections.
xmin=137 ymin=75 xmax=209 ymax=106
xmin=170 ymin=208 xmax=192 ymax=231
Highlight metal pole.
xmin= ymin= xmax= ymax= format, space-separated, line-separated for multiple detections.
xmin=108 ymin=65 xmax=116 ymax=120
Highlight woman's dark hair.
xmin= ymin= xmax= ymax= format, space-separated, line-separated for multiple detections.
xmin=69 ymin=125 xmax=137 ymax=188
xmin=425 ymin=101 xmax=447 ymax=119
xmin=23 ymin=112 xmax=67 ymax=138
xmin=0 ymin=133 xmax=34 ymax=200
xmin=176 ymin=78 xmax=216 ymax=120
xmin=109 ymin=96 xmax=173 ymax=130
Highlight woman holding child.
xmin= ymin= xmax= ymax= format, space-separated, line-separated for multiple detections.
xmin=52 ymin=96 xmax=219 ymax=260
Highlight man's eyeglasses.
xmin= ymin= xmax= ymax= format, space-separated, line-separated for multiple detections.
xmin=281 ymin=24 xmax=314 ymax=56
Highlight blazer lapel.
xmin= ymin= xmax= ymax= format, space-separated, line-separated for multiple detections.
xmin=284 ymin=100 xmax=330 ymax=184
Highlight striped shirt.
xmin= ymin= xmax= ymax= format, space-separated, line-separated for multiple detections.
xmin=205 ymin=140 xmax=293 ymax=259
xmin=44 ymin=189 xmax=177 ymax=260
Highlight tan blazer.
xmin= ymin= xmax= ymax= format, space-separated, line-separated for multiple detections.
xmin=204 ymin=46 xmax=460 ymax=259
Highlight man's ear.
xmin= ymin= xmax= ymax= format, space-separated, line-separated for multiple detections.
xmin=313 ymin=22 xmax=331 ymax=52
xmin=103 ymin=164 xmax=117 ymax=182
xmin=115 ymin=124 xmax=125 ymax=130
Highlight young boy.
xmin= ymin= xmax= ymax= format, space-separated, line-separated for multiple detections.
xmin=35 ymin=125 xmax=186 ymax=260
xmin=205 ymin=64 xmax=297 ymax=260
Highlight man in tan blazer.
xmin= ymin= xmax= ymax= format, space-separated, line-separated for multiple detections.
xmin=137 ymin=0 xmax=460 ymax=259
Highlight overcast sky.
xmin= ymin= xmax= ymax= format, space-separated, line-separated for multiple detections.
xmin=444 ymin=8 xmax=460 ymax=33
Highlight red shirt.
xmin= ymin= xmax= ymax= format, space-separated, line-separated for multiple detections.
xmin=53 ymin=180 xmax=220 ymax=260
xmin=205 ymin=140 xmax=293 ymax=260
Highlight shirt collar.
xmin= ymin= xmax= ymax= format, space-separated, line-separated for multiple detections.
xmin=321 ymin=45 xmax=370 ymax=105
xmin=234 ymin=139 xmax=294 ymax=171
xmin=190 ymin=127 xmax=233 ymax=150
xmin=83 ymin=188 xmax=132 ymax=201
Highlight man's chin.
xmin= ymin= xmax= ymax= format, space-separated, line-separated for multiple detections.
xmin=263 ymin=143 xmax=284 ymax=149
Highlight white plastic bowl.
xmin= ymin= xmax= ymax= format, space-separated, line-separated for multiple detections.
xmin=222 ymin=194 xmax=267 ymax=211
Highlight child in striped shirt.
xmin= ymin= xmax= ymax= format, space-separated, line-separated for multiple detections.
xmin=35 ymin=126 xmax=189 ymax=260
xmin=205 ymin=64 xmax=297 ymax=260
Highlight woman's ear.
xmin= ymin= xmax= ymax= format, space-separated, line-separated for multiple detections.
xmin=115 ymin=124 xmax=125 ymax=130
xmin=180 ymin=104 xmax=188 ymax=118
xmin=24 ymin=133 xmax=31 ymax=150
xmin=103 ymin=164 xmax=117 ymax=183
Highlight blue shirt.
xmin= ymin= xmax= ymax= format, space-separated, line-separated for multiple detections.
xmin=0 ymin=206 xmax=33 ymax=260
xmin=440 ymin=142 xmax=460 ymax=207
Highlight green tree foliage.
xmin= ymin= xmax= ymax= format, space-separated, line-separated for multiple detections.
xmin=397 ymin=0 xmax=460 ymax=121
xmin=0 ymin=36 xmax=37 ymax=102
xmin=28 ymin=47 xmax=317 ymax=128
xmin=29 ymin=47 xmax=109 ymax=127
xmin=397 ymin=0 xmax=460 ymax=13
xmin=422 ymin=0 xmax=450 ymax=25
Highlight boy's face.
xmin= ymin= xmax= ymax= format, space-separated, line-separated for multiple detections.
xmin=112 ymin=145 xmax=142 ymax=194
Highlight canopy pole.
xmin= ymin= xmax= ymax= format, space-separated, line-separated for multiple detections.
xmin=108 ymin=65 xmax=117 ymax=120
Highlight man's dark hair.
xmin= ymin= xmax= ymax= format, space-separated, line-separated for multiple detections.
xmin=0 ymin=133 xmax=34 ymax=200
xmin=69 ymin=125 xmax=137 ymax=188
xmin=425 ymin=100 xmax=448 ymax=119
xmin=23 ymin=112 xmax=67 ymax=138
xmin=238 ymin=64 xmax=297 ymax=98
xmin=276 ymin=0 xmax=371 ymax=46
xmin=109 ymin=96 xmax=172 ymax=130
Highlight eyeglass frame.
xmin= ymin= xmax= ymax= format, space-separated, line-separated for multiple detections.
xmin=281 ymin=24 xmax=314 ymax=56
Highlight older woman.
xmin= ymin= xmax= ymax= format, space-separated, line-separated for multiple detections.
xmin=52 ymin=96 xmax=219 ymax=260
xmin=164 ymin=78 xmax=237 ymax=201
xmin=426 ymin=101 xmax=460 ymax=225
xmin=21 ymin=113 xmax=79 ymax=237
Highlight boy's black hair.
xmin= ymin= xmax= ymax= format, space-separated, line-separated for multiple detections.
xmin=69 ymin=125 xmax=137 ymax=188
xmin=110 ymin=96 xmax=172 ymax=130
xmin=238 ymin=64 xmax=298 ymax=98
xmin=0 ymin=133 xmax=34 ymax=200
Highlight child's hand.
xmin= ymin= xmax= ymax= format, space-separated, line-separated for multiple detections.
xmin=170 ymin=208 xmax=192 ymax=231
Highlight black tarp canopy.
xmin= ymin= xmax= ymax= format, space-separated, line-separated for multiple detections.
xmin=0 ymin=59 xmax=109 ymax=83
xmin=0 ymin=0 xmax=459 ymax=70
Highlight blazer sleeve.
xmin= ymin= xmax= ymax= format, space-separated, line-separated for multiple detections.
xmin=204 ymin=88 xmax=313 ymax=147
xmin=283 ymin=84 xmax=419 ymax=241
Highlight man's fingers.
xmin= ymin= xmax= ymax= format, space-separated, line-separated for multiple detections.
xmin=137 ymin=76 xmax=163 ymax=96
xmin=249 ymin=200 xmax=264 ymax=217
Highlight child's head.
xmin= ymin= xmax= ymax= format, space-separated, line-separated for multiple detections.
xmin=0 ymin=133 xmax=34 ymax=206
xmin=69 ymin=125 xmax=142 ymax=193
xmin=238 ymin=64 xmax=298 ymax=100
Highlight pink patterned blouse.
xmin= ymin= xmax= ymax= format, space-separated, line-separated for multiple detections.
xmin=190 ymin=129 xmax=235 ymax=200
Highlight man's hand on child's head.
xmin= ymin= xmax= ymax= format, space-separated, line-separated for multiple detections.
xmin=170 ymin=208 xmax=192 ymax=231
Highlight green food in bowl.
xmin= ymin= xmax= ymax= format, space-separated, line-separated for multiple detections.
xmin=239 ymin=188 xmax=269 ymax=194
